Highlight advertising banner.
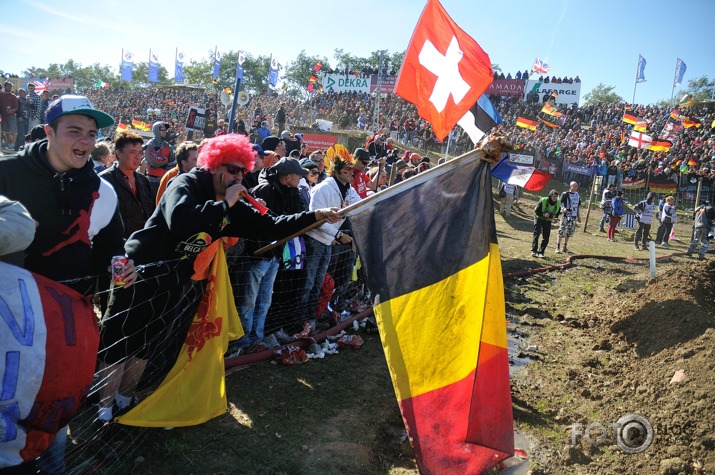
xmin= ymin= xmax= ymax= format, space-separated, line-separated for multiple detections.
xmin=300 ymin=133 xmax=338 ymax=151
xmin=524 ymin=80 xmax=581 ymax=104
xmin=322 ymin=74 xmax=371 ymax=94
xmin=185 ymin=106 xmax=206 ymax=132
xmin=563 ymin=162 xmax=593 ymax=176
xmin=486 ymin=79 xmax=525 ymax=97
xmin=508 ymin=153 xmax=535 ymax=166
xmin=370 ymin=74 xmax=398 ymax=94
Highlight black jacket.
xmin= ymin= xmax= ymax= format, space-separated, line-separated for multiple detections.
xmin=99 ymin=165 xmax=156 ymax=238
xmin=0 ymin=140 xmax=125 ymax=295
xmin=125 ymin=168 xmax=317 ymax=276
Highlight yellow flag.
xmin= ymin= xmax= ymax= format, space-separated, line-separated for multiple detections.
xmin=118 ymin=241 xmax=243 ymax=427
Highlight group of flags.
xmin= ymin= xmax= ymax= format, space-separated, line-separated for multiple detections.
xmin=307 ymin=61 xmax=323 ymax=93
xmin=512 ymin=92 xmax=562 ymax=133
xmin=624 ymin=104 xmax=702 ymax=152
xmin=633 ymin=54 xmax=688 ymax=89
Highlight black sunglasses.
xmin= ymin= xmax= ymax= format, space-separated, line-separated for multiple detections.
xmin=225 ymin=164 xmax=247 ymax=175
xmin=309 ymin=170 xmax=319 ymax=176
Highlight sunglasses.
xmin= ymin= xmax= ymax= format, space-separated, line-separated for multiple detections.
xmin=309 ymin=170 xmax=319 ymax=176
xmin=225 ymin=164 xmax=248 ymax=175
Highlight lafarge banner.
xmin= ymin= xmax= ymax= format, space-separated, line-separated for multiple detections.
xmin=322 ymin=74 xmax=371 ymax=94
xmin=524 ymin=80 xmax=581 ymax=104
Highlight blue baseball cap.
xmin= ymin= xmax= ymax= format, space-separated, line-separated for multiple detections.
xmin=252 ymin=144 xmax=270 ymax=157
xmin=45 ymin=95 xmax=114 ymax=129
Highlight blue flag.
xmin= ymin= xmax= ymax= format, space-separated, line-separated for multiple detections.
xmin=121 ymin=50 xmax=134 ymax=81
xmin=457 ymin=94 xmax=503 ymax=144
xmin=148 ymin=51 xmax=159 ymax=83
xmin=268 ymin=55 xmax=279 ymax=87
xmin=213 ymin=50 xmax=221 ymax=80
xmin=236 ymin=52 xmax=245 ymax=80
xmin=636 ymin=55 xmax=646 ymax=83
xmin=175 ymin=50 xmax=185 ymax=83
xmin=674 ymin=58 xmax=687 ymax=87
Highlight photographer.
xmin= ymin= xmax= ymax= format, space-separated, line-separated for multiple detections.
xmin=686 ymin=200 xmax=714 ymax=260
xmin=555 ymin=181 xmax=581 ymax=254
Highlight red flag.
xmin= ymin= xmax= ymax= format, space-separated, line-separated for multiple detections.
xmin=395 ymin=0 xmax=493 ymax=141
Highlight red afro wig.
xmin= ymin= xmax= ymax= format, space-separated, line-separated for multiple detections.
xmin=197 ymin=134 xmax=256 ymax=171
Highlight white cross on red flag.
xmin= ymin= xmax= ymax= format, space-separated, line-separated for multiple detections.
xmin=395 ymin=0 xmax=493 ymax=142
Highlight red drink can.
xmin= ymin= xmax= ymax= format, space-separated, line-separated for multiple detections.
xmin=111 ymin=256 xmax=128 ymax=286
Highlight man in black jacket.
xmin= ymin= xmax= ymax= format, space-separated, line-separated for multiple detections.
xmin=96 ymin=135 xmax=339 ymax=427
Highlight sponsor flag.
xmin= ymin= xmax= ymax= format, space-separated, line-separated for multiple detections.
xmin=213 ymin=48 xmax=221 ymax=80
xmin=94 ymin=80 xmax=110 ymax=88
xmin=532 ymin=57 xmax=550 ymax=75
xmin=395 ymin=0 xmax=493 ymax=141
xmin=492 ymin=156 xmax=552 ymax=191
xmin=118 ymin=241 xmax=243 ymax=427
xmin=236 ymin=51 xmax=245 ymax=80
xmin=636 ymin=55 xmax=647 ymax=83
xmin=148 ymin=50 xmax=160 ymax=83
xmin=456 ymin=94 xmax=503 ymax=144
xmin=674 ymin=58 xmax=687 ymax=87
xmin=516 ymin=116 xmax=537 ymax=131
xmin=540 ymin=101 xmax=563 ymax=118
xmin=628 ymin=131 xmax=652 ymax=149
xmin=538 ymin=117 xmax=559 ymax=129
xmin=0 ymin=262 xmax=99 ymax=466
xmin=623 ymin=112 xmax=639 ymax=125
xmin=175 ymin=49 xmax=185 ymax=83
xmin=648 ymin=139 xmax=672 ymax=152
xmin=348 ymin=154 xmax=513 ymax=474
xmin=121 ymin=50 xmax=134 ymax=81
xmin=268 ymin=55 xmax=279 ymax=87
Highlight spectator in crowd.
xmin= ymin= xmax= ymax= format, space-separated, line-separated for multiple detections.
xmin=275 ymin=104 xmax=286 ymax=134
xmin=0 ymin=95 xmax=135 ymax=474
xmin=531 ymin=189 xmax=560 ymax=257
xmin=298 ymin=160 xmax=320 ymax=205
xmin=96 ymin=134 xmax=340 ymax=431
xmin=14 ymin=88 xmax=29 ymax=151
xmin=607 ymin=190 xmax=624 ymax=242
xmin=633 ymin=192 xmax=656 ymax=250
xmin=26 ymin=83 xmax=43 ymax=128
xmin=243 ymin=143 xmax=272 ymax=191
xmin=499 ymin=181 xmax=516 ymax=217
xmin=656 ymin=195 xmax=676 ymax=246
xmin=686 ymin=200 xmax=714 ymax=260
xmin=599 ymin=183 xmax=615 ymax=233
xmin=143 ymin=121 xmax=175 ymax=199
xmin=100 ymin=130 xmax=155 ymax=238
xmin=555 ymin=182 xmax=581 ymax=253
xmin=1 ymin=81 xmax=19 ymax=148
xmin=155 ymin=140 xmax=199 ymax=204
xmin=301 ymin=147 xmax=361 ymax=332
xmin=257 ymin=120 xmax=271 ymax=142
xmin=91 ymin=142 xmax=114 ymax=173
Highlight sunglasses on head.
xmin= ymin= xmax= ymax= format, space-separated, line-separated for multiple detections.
xmin=225 ymin=164 xmax=247 ymax=175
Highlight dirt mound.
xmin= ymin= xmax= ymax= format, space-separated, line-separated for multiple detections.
xmin=509 ymin=258 xmax=715 ymax=475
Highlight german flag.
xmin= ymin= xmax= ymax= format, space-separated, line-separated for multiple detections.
xmin=540 ymin=102 xmax=563 ymax=117
xmin=131 ymin=119 xmax=150 ymax=131
xmin=648 ymin=139 xmax=672 ymax=152
xmin=634 ymin=120 xmax=648 ymax=133
xmin=117 ymin=122 xmax=128 ymax=131
xmin=539 ymin=117 xmax=559 ymax=129
xmin=649 ymin=182 xmax=677 ymax=194
xmin=682 ymin=117 xmax=702 ymax=128
xmin=349 ymin=154 xmax=513 ymax=474
xmin=516 ymin=116 xmax=537 ymax=131
xmin=623 ymin=112 xmax=639 ymax=125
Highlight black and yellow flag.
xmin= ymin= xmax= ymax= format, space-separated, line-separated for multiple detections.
xmin=349 ymin=154 xmax=513 ymax=474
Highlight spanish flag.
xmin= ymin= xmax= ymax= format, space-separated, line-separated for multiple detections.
xmin=118 ymin=240 xmax=243 ymax=427
xmin=648 ymin=139 xmax=672 ymax=152
xmin=349 ymin=153 xmax=513 ymax=474
xmin=516 ymin=116 xmax=537 ymax=131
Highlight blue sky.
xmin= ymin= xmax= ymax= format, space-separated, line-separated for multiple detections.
xmin=2 ymin=0 xmax=713 ymax=105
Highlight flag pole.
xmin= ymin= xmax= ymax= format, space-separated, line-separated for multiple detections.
xmin=670 ymin=58 xmax=677 ymax=106
xmin=632 ymin=55 xmax=639 ymax=105
xmin=228 ymin=53 xmax=242 ymax=134
xmin=175 ymin=47 xmax=178 ymax=84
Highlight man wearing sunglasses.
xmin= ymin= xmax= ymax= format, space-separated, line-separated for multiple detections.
xmin=96 ymin=134 xmax=341 ymax=432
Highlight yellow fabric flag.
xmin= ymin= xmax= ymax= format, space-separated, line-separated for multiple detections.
xmin=117 ymin=241 xmax=243 ymax=427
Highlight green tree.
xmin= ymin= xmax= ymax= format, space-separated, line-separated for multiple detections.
xmin=283 ymin=50 xmax=330 ymax=98
xmin=680 ymin=75 xmax=714 ymax=102
xmin=583 ymin=83 xmax=623 ymax=105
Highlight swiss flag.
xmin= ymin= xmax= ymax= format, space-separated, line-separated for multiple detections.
xmin=395 ymin=0 xmax=493 ymax=141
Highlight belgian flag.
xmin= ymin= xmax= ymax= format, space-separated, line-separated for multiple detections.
xmin=516 ymin=116 xmax=537 ymax=130
xmin=349 ymin=153 xmax=513 ymax=473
